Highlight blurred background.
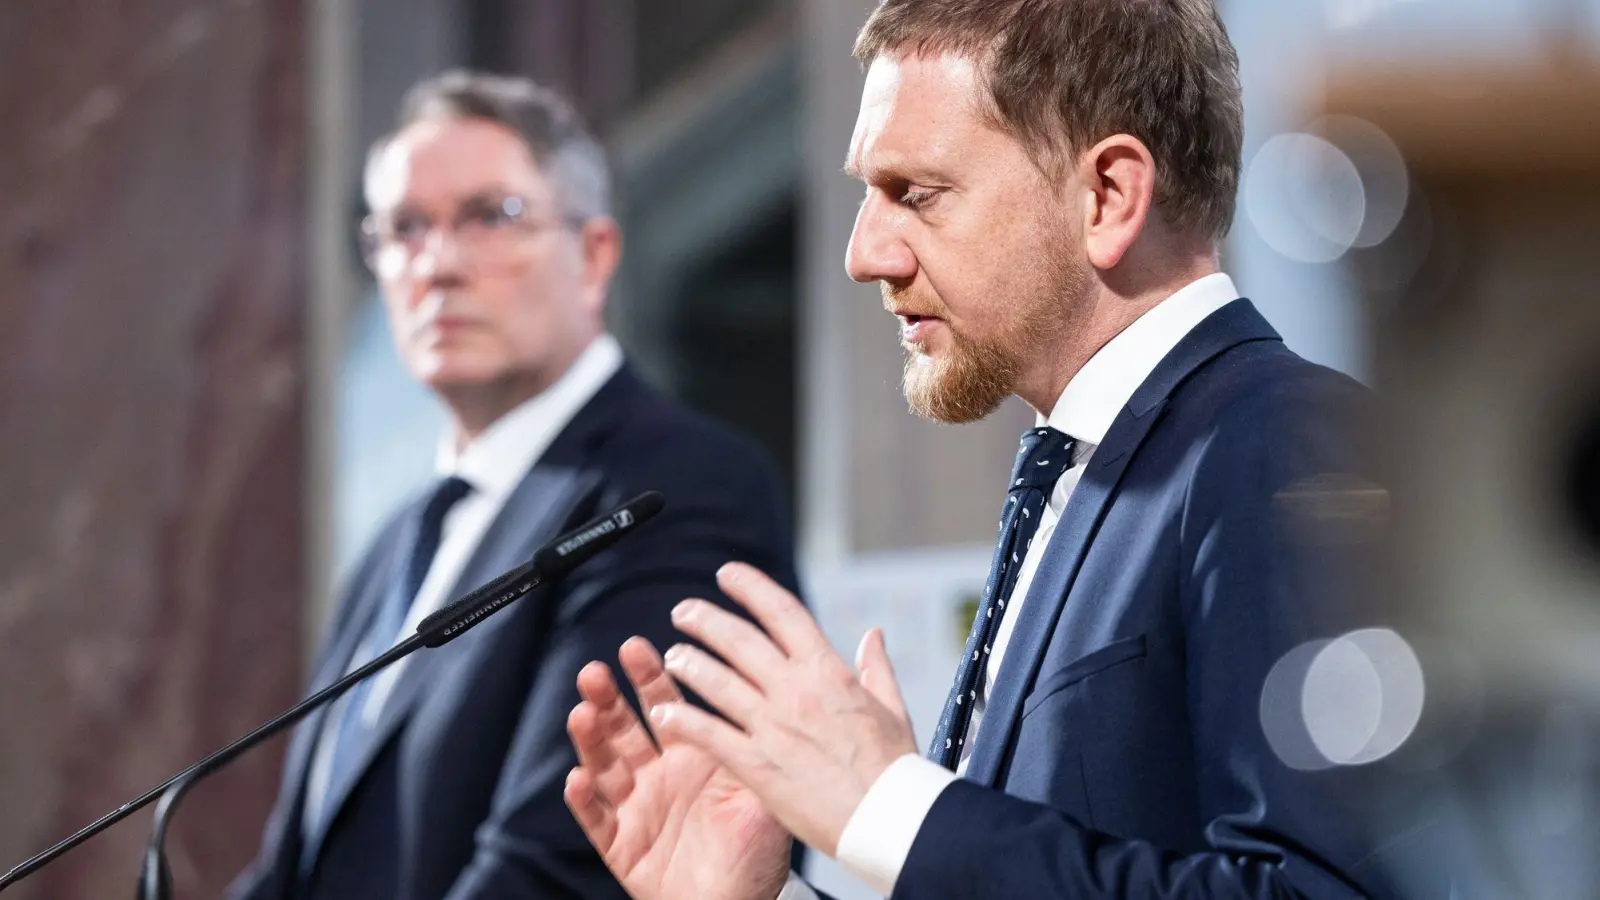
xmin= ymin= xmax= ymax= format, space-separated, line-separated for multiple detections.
xmin=2 ymin=0 xmax=1598 ymax=897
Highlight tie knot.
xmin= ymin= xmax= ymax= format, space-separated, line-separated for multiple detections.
xmin=423 ymin=475 xmax=474 ymax=525
xmin=1009 ymin=426 xmax=1074 ymax=491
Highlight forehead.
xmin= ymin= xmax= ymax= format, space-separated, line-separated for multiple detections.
xmin=846 ymin=53 xmax=992 ymax=182
xmin=366 ymin=117 xmax=552 ymax=211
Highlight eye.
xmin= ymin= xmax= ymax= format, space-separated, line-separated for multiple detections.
xmin=390 ymin=211 xmax=431 ymax=243
xmin=464 ymin=196 xmax=522 ymax=229
xmin=899 ymin=187 xmax=940 ymax=210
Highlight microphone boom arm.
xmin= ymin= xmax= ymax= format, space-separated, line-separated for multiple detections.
xmin=0 ymin=630 xmax=432 ymax=892
xmin=0 ymin=490 xmax=662 ymax=894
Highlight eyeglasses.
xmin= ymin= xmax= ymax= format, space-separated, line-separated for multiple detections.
xmin=359 ymin=193 xmax=586 ymax=275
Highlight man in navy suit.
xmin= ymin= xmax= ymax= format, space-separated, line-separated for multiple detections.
xmin=562 ymin=1 xmax=1417 ymax=898
xmin=229 ymin=71 xmax=797 ymax=900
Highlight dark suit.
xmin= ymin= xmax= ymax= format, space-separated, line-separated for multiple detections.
xmin=233 ymin=364 xmax=799 ymax=900
xmin=886 ymin=300 xmax=1413 ymax=899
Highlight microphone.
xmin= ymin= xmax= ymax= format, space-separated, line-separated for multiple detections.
xmin=415 ymin=490 xmax=664 ymax=647
xmin=0 ymin=492 xmax=665 ymax=895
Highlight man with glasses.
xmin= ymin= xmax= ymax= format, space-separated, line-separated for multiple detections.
xmin=230 ymin=71 xmax=799 ymax=900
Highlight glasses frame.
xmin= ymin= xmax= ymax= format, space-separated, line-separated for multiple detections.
xmin=358 ymin=193 xmax=589 ymax=275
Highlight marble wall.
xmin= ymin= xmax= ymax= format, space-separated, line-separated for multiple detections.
xmin=0 ymin=0 xmax=307 ymax=896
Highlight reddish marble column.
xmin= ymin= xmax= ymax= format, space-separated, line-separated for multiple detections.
xmin=0 ymin=1 xmax=307 ymax=897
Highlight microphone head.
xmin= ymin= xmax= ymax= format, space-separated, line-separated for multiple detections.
xmin=532 ymin=491 xmax=665 ymax=578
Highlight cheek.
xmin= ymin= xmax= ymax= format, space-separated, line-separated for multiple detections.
xmin=477 ymin=258 xmax=570 ymax=346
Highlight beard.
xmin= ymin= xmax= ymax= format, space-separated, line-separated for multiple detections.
xmin=895 ymin=243 xmax=1084 ymax=424
xmin=901 ymin=325 xmax=1022 ymax=423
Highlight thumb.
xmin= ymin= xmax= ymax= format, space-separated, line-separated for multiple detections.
xmin=855 ymin=627 xmax=909 ymax=722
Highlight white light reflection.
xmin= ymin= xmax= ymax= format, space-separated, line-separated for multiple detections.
xmin=1261 ymin=638 xmax=1337 ymax=771
xmin=1313 ymin=115 xmax=1411 ymax=249
xmin=1262 ymin=628 xmax=1427 ymax=769
xmin=1244 ymin=133 xmax=1367 ymax=264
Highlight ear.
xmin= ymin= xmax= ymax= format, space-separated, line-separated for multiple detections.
xmin=577 ymin=216 xmax=623 ymax=316
xmin=1077 ymin=134 xmax=1156 ymax=270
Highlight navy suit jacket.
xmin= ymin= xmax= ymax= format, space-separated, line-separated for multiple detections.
xmin=884 ymin=300 xmax=1414 ymax=899
xmin=232 ymin=364 xmax=799 ymax=900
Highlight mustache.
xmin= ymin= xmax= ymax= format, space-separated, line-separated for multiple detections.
xmin=880 ymin=282 xmax=951 ymax=318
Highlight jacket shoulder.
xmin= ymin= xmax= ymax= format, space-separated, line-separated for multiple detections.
xmin=1170 ymin=340 xmax=1370 ymax=441
xmin=591 ymin=375 xmax=785 ymax=488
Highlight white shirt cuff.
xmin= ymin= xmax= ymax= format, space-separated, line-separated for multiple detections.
xmin=777 ymin=869 xmax=820 ymax=900
xmin=834 ymin=753 xmax=960 ymax=896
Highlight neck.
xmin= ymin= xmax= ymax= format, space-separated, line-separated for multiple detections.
xmin=1014 ymin=252 xmax=1220 ymax=416
xmin=442 ymin=376 xmax=547 ymax=451
xmin=441 ymin=334 xmax=598 ymax=451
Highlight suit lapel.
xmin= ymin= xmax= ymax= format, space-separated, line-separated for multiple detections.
xmin=301 ymin=364 xmax=640 ymax=855
xmin=356 ymin=465 xmax=581 ymax=756
xmin=962 ymin=399 xmax=1168 ymax=786
xmin=963 ymin=299 xmax=1282 ymax=787
xmin=274 ymin=533 xmax=404 ymax=835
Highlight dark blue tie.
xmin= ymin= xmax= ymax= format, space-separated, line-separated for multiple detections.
xmin=929 ymin=427 xmax=1074 ymax=770
xmin=304 ymin=474 xmax=473 ymax=845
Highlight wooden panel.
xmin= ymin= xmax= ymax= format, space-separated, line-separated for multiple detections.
xmin=0 ymin=0 xmax=307 ymax=896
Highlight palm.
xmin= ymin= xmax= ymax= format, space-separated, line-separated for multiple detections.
xmin=605 ymin=741 xmax=789 ymax=900
xmin=567 ymin=647 xmax=791 ymax=900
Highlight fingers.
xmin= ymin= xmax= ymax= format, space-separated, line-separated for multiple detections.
xmin=661 ymin=644 xmax=764 ymax=728
xmin=716 ymin=563 xmax=829 ymax=658
xmin=575 ymin=661 xmax=658 ymax=771
xmin=855 ymin=628 xmax=910 ymax=723
xmin=564 ymin=766 xmax=618 ymax=853
xmin=670 ymin=598 xmax=788 ymax=688
xmin=576 ymin=658 xmax=623 ymax=707
xmin=618 ymin=636 xmax=686 ymax=718
xmin=567 ymin=696 xmax=642 ymax=809
xmin=649 ymin=700 xmax=753 ymax=778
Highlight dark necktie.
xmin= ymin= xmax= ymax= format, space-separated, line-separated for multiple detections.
xmin=305 ymin=474 xmax=473 ymax=843
xmin=928 ymin=426 xmax=1075 ymax=770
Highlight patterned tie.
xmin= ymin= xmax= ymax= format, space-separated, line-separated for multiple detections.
xmin=928 ymin=426 xmax=1075 ymax=770
xmin=304 ymin=474 xmax=473 ymax=842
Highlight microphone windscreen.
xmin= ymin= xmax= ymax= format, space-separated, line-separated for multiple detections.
xmin=532 ymin=491 xmax=665 ymax=578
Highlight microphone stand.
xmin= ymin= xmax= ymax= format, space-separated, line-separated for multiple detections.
xmin=0 ymin=490 xmax=662 ymax=897
xmin=127 ymin=627 xmax=440 ymax=899
xmin=135 ymin=769 xmax=196 ymax=900
xmin=0 ymin=630 xmax=437 ymax=894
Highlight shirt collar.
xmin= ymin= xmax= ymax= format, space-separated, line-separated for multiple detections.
xmin=436 ymin=333 xmax=624 ymax=500
xmin=1043 ymin=273 xmax=1240 ymax=445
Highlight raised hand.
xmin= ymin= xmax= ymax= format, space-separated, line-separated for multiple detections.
xmin=648 ymin=563 xmax=918 ymax=856
xmin=564 ymin=637 xmax=793 ymax=900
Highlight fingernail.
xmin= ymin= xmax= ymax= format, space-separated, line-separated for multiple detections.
xmin=671 ymin=600 xmax=698 ymax=624
xmin=649 ymin=704 xmax=673 ymax=725
xmin=663 ymin=644 xmax=687 ymax=668
xmin=716 ymin=562 xmax=743 ymax=583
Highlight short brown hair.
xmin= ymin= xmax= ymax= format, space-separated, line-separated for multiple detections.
xmin=855 ymin=0 xmax=1243 ymax=240
xmin=367 ymin=70 xmax=610 ymax=218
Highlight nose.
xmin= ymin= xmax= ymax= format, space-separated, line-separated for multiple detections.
xmin=845 ymin=192 xmax=917 ymax=285
xmin=412 ymin=227 xmax=467 ymax=281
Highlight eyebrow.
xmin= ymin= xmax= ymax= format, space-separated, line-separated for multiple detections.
xmin=381 ymin=188 xmax=518 ymax=216
xmin=843 ymin=157 xmax=944 ymax=186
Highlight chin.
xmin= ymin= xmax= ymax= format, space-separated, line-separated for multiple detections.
xmin=901 ymin=334 xmax=947 ymax=359
xmin=901 ymin=341 xmax=1016 ymax=425
xmin=413 ymin=354 xmax=508 ymax=393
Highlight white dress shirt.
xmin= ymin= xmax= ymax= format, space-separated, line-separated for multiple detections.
xmin=301 ymin=333 xmax=624 ymax=833
xmin=779 ymin=274 xmax=1241 ymax=900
